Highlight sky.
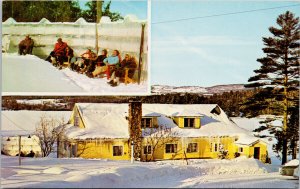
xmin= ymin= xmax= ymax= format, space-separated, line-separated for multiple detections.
xmin=151 ymin=1 xmax=300 ymax=87
xmin=78 ymin=0 xmax=147 ymax=20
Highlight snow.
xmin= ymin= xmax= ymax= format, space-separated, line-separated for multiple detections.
xmin=284 ymin=159 xmax=299 ymax=167
xmin=231 ymin=117 xmax=292 ymax=166
xmin=1 ymin=111 xmax=71 ymax=136
xmin=65 ymin=103 xmax=256 ymax=140
xmin=1 ymin=155 xmax=297 ymax=188
xmin=2 ymin=53 xmax=148 ymax=95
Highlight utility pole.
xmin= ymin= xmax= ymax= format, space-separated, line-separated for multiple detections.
xmin=18 ymin=135 xmax=21 ymax=166
xmin=95 ymin=0 xmax=102 ymax=54
xmin=131 ymin=141 xmax=134 ymax=164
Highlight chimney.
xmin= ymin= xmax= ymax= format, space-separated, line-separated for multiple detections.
xmin=128 ymin=101 xmax=142 ymax=159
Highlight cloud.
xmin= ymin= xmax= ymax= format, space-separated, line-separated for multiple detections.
xmin=152 ymin=35 xmax=243 ymax=66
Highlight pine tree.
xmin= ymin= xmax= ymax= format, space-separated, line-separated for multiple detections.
xmin=82 ymin=0 xmax=123 ymax=22
xmin=245 ymin=11 xmax=299 ymax=164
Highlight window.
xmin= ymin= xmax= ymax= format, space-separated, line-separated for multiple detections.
xmin=74 ymin=116 xmax=79 ymax=127
xmin=187 ymin=143 xmax=198 ymax=153
xmin=184 ymin=118 xmax=195 ymax=128
xmin=210 ymin=143 xmax=219 ymax=152
xmin=113 ymin=146 xmax=123 ymax=156
xmin=142 ymin=118 xmax=152 ymax=128
xmin=165 ymin=144 xmax=177 ymax=153
xmin=143 ymin=145 xmax=152 ymax=155
xmin=238 ymin=147 xmax=243 ymax=153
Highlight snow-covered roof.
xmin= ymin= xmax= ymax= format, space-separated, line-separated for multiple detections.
xmin=234 ymin=134 xmax=267 ymax=146
xmin=1 ymin=111 xmax=71 ymax=137
xmin=172 ymin=109 xmax=204 ymax=117
xmin=65 ymin=103 xmax=255 ymax=140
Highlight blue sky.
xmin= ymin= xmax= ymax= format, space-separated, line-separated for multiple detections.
xmin=151 ymin=1 xmax=300 ymax=87
xmin=78 ymin=0 xmax=147 ymax=20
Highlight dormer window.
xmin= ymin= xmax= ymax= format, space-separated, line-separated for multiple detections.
xmin=184 ymin=118 xmax=195 ymax=128
xmin=142 ymin=118 xmax=152 ymax=128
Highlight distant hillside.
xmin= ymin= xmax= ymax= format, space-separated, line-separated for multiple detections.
xmin=152 ymin=84 xmax=248 ymax=95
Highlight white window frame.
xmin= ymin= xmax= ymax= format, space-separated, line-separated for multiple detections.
xmin=165 ymin=143 xmax=177 ymax=153
xmin=238 ymin=147 xmax=243 ymax=153
xmin=210 ymin=142 xmax=219 ymax=152
xmin=143 ymin=145 xmax=152 ymax=155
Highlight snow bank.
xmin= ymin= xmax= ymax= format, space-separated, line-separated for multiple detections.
xmin=1 ymin=156 xmax=289 ymax=188
xmin=2 ymin=53 xmax=148 ymax=94
xmin=284 ymin=159 xmax=299 ymax=167
xmin=43 ymin=167 xmax=67 ymax=174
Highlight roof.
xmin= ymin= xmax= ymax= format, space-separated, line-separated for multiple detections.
xmin=234 ymin=134 xmax=268 ymax=146
xmin=1 ymin=111 xmax=71 ymax=137
xmin=65 ymin=103 xmax=255 ymax=141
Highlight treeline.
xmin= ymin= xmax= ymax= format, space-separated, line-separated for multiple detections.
xmin=4 ymin=89 xmax=297 ymax=116
xmin=2 ymin=90 xmax=260 ymax=117
xmin=2 ymin=1 xmax=122 ymax=22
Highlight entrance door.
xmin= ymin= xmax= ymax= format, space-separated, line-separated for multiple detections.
xmin=254 ymin=147 xmax=260 ymax=159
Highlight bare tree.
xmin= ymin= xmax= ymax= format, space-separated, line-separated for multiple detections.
xmin=142 ymin=125 xmax=179 ymax=162
xmin=35 ymin=115 xmax=66 ymax=157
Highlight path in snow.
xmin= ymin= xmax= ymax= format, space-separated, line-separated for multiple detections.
xmin=1 ymin=156 xmax=298 ymax=188
xmin=2 ymin=53 xmax=148 ymax=95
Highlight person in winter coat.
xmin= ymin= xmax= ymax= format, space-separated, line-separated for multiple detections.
xmin=108 ymin=54 xmax=137 ymax=87
xmin=18 ymin=35 xmax=34 ymax=55
xmin=92 ymin=49 xmax=121 ymax=78
xmin=45 ymin=38 xmax=68 ymax=65
xmin=86 ymin=49 xmax=108 ymax=77
xmin=90 ymin=49 xmax=108 ymax=77
xmin=65 ymin=46 xmax=74 ymax=62
xmin=78 ymin=49 xmax=97 ymax=73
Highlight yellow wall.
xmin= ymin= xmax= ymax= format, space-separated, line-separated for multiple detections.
xmin=141 ymin=137 xmax=238 ymax=161
xmin=173 ymin=117 xmax=201 ymax=129
xmin=235 ymin=141 xmax=268 ymax=163
xmin=76 ymin=139 xmax=130 ymax=160
xmin=73 ymin=136 xmax=268 ymax=163
xmin=70 ymin=106 xmax=85 ymax=129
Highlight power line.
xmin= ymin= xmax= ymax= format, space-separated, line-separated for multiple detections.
xmin=152 ymin=4 xmax=300 ymax=24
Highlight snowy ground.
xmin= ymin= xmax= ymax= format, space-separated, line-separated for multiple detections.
xmin=1 ymin=156 xmax=298 ymax=188
xmin=2 ymin=53 xmax=149 ymax=95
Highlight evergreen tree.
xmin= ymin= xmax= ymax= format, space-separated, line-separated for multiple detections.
xmin=244 ymin=11 xmax=299 ymax=164
xmin=2 ymin=1 xmax=82 ymax=22
xmin=82 ymin=1 xmax=123 ymax=22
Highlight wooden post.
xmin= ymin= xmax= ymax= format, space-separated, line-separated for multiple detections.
xmin=18 ymin=135 xmax=21 ymax=166
xmin=137 ymin=24 xmax=146 ymax=85
xmin=95 ymin=0 xmax=102 ymax=55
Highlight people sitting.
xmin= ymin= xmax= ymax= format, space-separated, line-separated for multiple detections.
xmin=65 ymin=46 xmax=74 ymax=63
xmin=78 ymin=49 xmax=97 ymax=73
xmin=89 ymin=49 xmax=108 ymax=77
xmin=108 ymin=54 xmax=137 ymax=87
xmin=45 ymin=38 xmax=68 ymax=66
xmin=92 ymin=49 xmax=121 ymax=78
xmin=18 ymin=35 xmax=34 ymax=55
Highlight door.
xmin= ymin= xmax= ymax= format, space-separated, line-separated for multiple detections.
xmin=254 ymin=147 xmax=260 ymax=159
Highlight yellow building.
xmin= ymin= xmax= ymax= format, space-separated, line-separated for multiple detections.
xmin=62 ymin=103 xmax=268 ymax=163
